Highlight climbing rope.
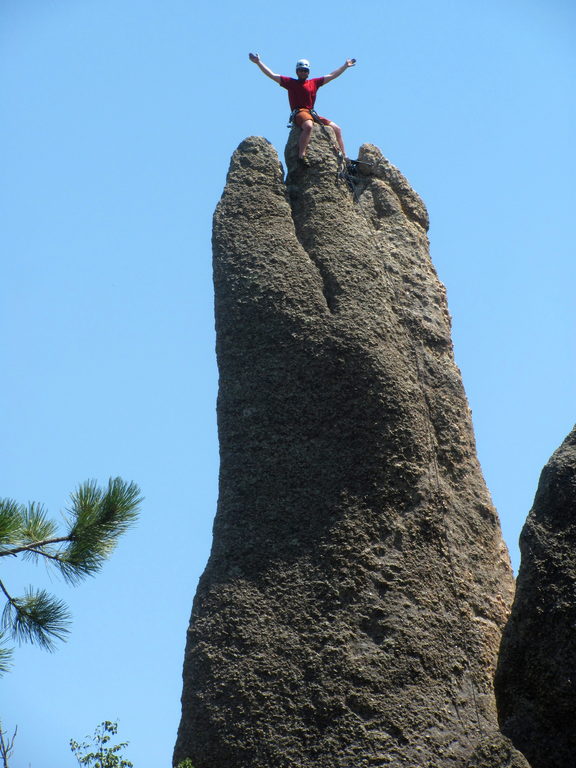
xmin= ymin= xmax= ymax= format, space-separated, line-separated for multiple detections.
xmin=315 ymin=118 xmax=348 ymax=181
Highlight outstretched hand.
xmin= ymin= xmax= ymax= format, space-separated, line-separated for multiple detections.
xmin=249 ymin=52 xmax=260 ymax=63
xmin=346 ymin=58 xmax=357 ymax=67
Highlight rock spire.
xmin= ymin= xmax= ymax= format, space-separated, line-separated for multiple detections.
xmin=175 ymin=126 xmax=517 ymax=767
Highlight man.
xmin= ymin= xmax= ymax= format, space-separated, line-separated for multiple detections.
xmin=248 ymin=53 xmax=356 ymax=161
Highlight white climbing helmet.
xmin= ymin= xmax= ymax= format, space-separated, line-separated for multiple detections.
xmin=295 ymin=59 xmax=310 ymax=71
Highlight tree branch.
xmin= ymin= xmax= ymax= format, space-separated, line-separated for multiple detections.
xmin=0 ymin=536 xmax=71 ymax=558
xmin=0 ymin=579 xmax=13 ymax=605
xmin=0 ymin=722 xmax=17 ymax=768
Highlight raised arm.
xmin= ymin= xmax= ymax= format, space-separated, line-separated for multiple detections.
xmin=323 ymin=58 xmax=356 ymax=84
xmin=249 ymin=53 xmax=281 ymax=84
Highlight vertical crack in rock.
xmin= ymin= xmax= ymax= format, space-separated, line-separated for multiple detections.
xmin=285 ymin=215 xmax=337 ymax=314
xmin=495 ymin=425 xmax=576 ymax=768
xmin=175 ymin=129 xmax=517 ymax=768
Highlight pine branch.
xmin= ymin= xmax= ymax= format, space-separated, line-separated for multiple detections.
xmin=1 ymin=586 xmax=70 ymax=650
xmin=0 ymin=501 xmax=24 ymax=547
xmin=60 ymin=478 xmax=142 ymax=583
xmin=0 ymin=478 xmax=142 ymax=581
xmin=0 ymin=477 xmax=141 ymax=665
xmin=0 ymin=536 xmax=71 ymax=559
xmin=0 ymin=580 xmax=13 ymax=607
xmin=0 ymin=632 xmax=13 ymax=676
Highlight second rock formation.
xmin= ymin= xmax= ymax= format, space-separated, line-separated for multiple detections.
xmin=496 ymin=425 xmax=576 ymax=768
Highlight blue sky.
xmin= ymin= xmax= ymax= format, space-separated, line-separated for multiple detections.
xmin=1 ymin=1 xmax=574 ymax=766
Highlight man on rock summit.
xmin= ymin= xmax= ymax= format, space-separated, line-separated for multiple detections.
xmin=249 ymin=53 xmax=356 ymax=161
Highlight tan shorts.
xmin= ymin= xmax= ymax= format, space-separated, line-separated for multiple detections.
xmin=293 ymin=109 xmax=331 ymax=128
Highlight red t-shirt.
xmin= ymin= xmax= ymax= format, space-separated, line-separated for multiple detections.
xmin=279 ymin=76 xmax=325 ymax=110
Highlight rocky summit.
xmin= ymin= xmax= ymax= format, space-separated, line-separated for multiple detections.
xmin=174 ymin=125 xmax=519 ymax=767
xmin=496 ymin=425 xmax=576 ymax=768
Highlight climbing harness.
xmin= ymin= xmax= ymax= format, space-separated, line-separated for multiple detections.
xmin=287 ymin=107 xmax=322 ymax=128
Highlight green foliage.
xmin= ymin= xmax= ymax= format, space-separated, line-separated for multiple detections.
xmin=2 ymin=586 xmax=70 ymax=649
xmin=176 ymin=761 xmax=196 ymax=768
xmin=0 ymin=478 xmax=142 ymax=670
xmin=70 ymin=721 xmax=133 ymax=768
xmin=62 ymin=478 xmax=141 ymax=583
xmin=0 ymin=633 xmax=12 ymax=676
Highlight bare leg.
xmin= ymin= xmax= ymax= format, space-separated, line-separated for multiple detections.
xmin=298 ymin=120 xmax=314 ymax=158
xmin=328 ymin=121 xmax=346 ymax=157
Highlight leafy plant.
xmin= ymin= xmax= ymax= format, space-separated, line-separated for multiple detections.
xmin=70 ymin=720 xmax=133 ymax=768
xmin=0 ymin=478 xmax=141 ymax=669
